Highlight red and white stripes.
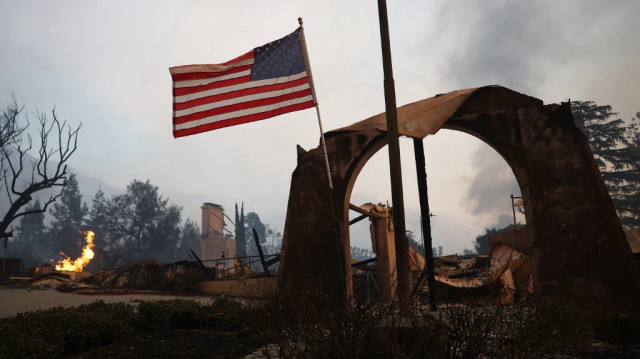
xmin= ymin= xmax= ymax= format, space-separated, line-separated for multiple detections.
xmin=170 ymin=51 xmax=314 ymax=138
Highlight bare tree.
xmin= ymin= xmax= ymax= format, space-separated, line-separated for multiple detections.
xmin=0 ymin=100 xmax=81 ymax=238
xmin=0 ymin=97 xmax=26 ymax=149
xmin=0 ymin=98 xmax=26 ymax=192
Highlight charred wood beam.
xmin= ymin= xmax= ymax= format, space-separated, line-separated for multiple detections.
xmin=349 ymin=203 xmax=386 ymax=218
xmin=348 ymin=203 xmax=372 ymax=217
xmin=189 ymin=249 xmax=215 ymax=280
xmin=413 ymin=137 xmax=437 ymax=311
xmin=349 ymin=214 xmax=369 ymax=226
xmin=253 ymin=228 xmax=269 ymax=273
xmin=264 ymin=255 xmax=281 ymax=268
xmin=351 ymin=257 xmax=377 ymax=269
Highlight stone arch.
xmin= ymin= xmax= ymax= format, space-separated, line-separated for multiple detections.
xmin=279 ymin=86 xmax=639 ymax=325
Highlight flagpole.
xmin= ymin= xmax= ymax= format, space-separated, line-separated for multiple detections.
xmin=298 ymin=17 xmax=347 ymax=301
xmin=298 ymin=17 xmax=334 ymax=190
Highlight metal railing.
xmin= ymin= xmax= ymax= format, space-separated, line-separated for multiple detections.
xmin=199 ymin=254 xmax=280 ymax=280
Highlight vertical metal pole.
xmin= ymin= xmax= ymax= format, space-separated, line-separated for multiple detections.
xmin=2 ymin=237 xmax=7 ymax=278
xmin=510 ymin=194 xmax=519 ymax=261
xmin=511 ymin=194 xmax=518 ymax=231
xmin=367 ymin=272 xmax=370 ymax=303
xmin=413 ymin=138 xmax=437 ymax=311
xmin=376 ymin=0 xmax=411 ymax=315
xmin=298 ymin=17 xmax=346 ymax=301
xmin=298 ymin=17 xmax=333 ymax=190
xmin=2 ymin=234 xmax=10 ymax=279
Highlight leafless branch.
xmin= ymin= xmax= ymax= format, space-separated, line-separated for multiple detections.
xmin=0 ymin=103 xmax=81 ymax=236
xmin=0 ymin=96 xmax=26 ymax=149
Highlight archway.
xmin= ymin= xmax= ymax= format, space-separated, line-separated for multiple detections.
xmin=279 ymin=86 xmax=639 ymax=326
xmin=348 ymin=130 xmax=526 ymax=253
xmin=347 ymin=130 xmax=526 ymax=302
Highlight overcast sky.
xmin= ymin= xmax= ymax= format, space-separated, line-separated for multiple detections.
xmin=1 ymin=0 xmax=638 ymax=254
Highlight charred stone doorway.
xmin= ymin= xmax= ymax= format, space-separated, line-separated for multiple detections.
xmin=280 ymin=86 xmax=639 ymax=328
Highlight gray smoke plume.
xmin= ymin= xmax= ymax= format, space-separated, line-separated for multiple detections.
xmin=465 ymin=145 xmax=520 ymax=219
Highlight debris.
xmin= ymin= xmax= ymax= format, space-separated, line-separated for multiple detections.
xmin=280 ymin=85 xmax=640 ymax=333
xmin=30 ymin=271 xmax=72 ymax=287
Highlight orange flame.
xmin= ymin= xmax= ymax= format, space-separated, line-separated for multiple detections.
xmin=55 ymin=230 xmax=95 ymax=272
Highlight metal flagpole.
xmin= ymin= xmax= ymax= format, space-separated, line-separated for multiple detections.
xmin=298 ymin=17 xmax=334 ymax=190
xmin=298 ymin=18 xmax=348 ymax=300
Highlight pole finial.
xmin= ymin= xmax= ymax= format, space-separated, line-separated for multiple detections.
xmin=298 ymin=17 xmax=303 ymax=26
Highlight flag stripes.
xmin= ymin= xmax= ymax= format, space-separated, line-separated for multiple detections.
xmin=170 ymin=29 xmax=315 ymax=138
xmin=173 ymin=64 xmax=252 ymax=87
xmin=174 ymin=88 xmax=313 ymax=125
xmin=172 ymin=100 xmax=315 ymax=138
xmin=174 ymin=83 xmax=312 ymax=118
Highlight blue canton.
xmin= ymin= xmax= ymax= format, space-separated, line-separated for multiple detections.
xmin=251 ymin=28 xmax=306 ymax=81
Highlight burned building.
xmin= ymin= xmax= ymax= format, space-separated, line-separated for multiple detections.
xmin=279 ymin=86 xmax=640 ymax=335
xmin=200 ymin=203 xmax=235 ymax=270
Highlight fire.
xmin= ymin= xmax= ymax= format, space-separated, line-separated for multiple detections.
xmin=55 ymin=230 xmax=95 ymax=272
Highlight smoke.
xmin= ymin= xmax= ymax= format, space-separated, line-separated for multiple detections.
xmin=426 ymin=1 xmax=640 ymax=96
xmin=427 ymin=2 xmax=553 ymax=93
xmin=428 ymin=1 xmax=639 ymax=225
xmin=464 ymin=145 xmax=520 ymax=220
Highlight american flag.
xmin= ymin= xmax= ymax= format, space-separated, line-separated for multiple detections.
xmin=170 ymin=28 xmax=315 ymax=138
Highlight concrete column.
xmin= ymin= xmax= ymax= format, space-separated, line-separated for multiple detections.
xmin=371 ymin=208 xmax=397 ymax=301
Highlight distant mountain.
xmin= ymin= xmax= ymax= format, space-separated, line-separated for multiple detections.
xmin=1 ymin=151 xmax=213 ymax=233
xmin=74 ymin=171 xmax=122 ymax=203
xmin=0 ymin=151 xmax=116 ymax=227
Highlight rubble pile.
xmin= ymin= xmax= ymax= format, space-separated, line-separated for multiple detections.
xmin=22 ymin=259 xmax=219 ymax=292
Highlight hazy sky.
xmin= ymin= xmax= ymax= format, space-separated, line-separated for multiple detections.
xmin=1 ymin=1 xmax=639 ymax=253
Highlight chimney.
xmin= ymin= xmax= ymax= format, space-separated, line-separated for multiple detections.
xmin=202 ymin=202 xmax=225 ymax=239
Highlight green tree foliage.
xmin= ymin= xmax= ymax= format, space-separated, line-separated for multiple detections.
xmin=78 ymin=189 xmax=112 ymax=271
xmin=97 ymin=179 xmax=206 ymax=266
xmin=88 ymin=189 xmax=108 ymax=236
xmin=106 ymin=180 xmax=177 ymax=264
xmin=244 ymin=211 xmax=266 ymax=257
xmin=263 ymin=225 xmax=282 ymax=255
xmin=146 ymin=204 xmax=182 ymax=262
xmin=49 ymin=173 xmax=88 ymax=259
xmin=572 ymin=101 xmax=640 ymax=227
xmin=473 ymin=224 xmax=523 ymax=254
xmin=176 ymin=219 xmax=201 ymax=257
xmin=87 ymin=188 xmax=110 ymax=268
xmin=50 ymin=174 xmax=87 ymax=228
xmin=350 ymin=246 xmax=374 ymax=261
xmin=232 ymin=205 xmax=282 ymax=259
xmin=435 ymin=246 xmax=443 ymax=257
xmin=406 ymin=230 xmax=424 ymax=256
xmin=623 ymin=113 xmax=640 ymax=224
xmin=13 ymin=199 xmax=47 ymax=266
xmin=234 ymin=203 xmax=246 ymax=257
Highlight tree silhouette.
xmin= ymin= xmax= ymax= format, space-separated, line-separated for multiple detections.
xmin=13 ymin=199 xmax=47 ymax=266
xmin=49 ymin=173 xmax=88 ymax=259
xmin=0 ymin=98 xmax=81 ymax=243
xmin=234 ymin=203 xmax=246 ymax=257
xmin=572 ymin=101 xmax=640 ymax=227
xmin=176 ymin=219 xmax=200 ymax=259
xmin=105 ymin=179 xmax=185 ymax=264
xmin=244 ymin=211 xmax=266 ymax=256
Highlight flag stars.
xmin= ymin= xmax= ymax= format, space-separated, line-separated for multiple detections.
xmin=251 ymin=28 xmax=306 ymax=81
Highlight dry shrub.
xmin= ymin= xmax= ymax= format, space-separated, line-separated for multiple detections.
xmin=239 ymin=279 xmax=594 ymax=358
